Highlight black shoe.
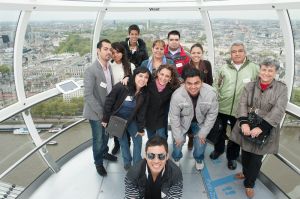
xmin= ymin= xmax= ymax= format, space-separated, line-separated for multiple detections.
xmin=228 ymin=160 xmax=237 ymax=170
xmin=209 ymin=151 xmax=223 ymax=160
xmin=112 ymin=145 xmax=120 ymax=155
xmin=103 ymin=153 xmax=117 ymax=162
xmin=96 ymin=165 xmax=107 ymax=176
xmin=124 ymin=164 xmax=131 ymax=171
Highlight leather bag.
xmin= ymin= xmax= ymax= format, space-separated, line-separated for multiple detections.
xmin=106 ymin=115 xmax=127 ymax=138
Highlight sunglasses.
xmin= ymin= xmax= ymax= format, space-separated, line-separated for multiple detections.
xmin=146 ymin=153 xmax=167 ymax=161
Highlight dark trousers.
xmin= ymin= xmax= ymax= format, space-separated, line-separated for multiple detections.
xmin=214 ymin=112 xmax=240 ymax=160
xmin=242 ymin=150 xmax=263 ymax=188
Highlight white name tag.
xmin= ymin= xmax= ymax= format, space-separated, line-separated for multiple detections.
xmin=176 ymin=63 xmax=183 ymax=68
xmin=243 ymin=78 xmax=251 ymax=83
xmin=125 ymin=96 xmax=133 ymax=101
xmin=100 ymin=82 xmax=107 ymax=88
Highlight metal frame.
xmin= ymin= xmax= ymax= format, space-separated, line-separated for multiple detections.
xmin=1 ymin=0 xmax=300 ymax=198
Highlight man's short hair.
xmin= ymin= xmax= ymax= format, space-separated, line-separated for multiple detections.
xmin=260 ymin=57 xmax=280 ymax=71
xmin=182 ymin=68 xmax=204 ymax=82
xmin=97 ymin=39 xmax=111 ymax=49
xmin=230 ymin=40 xmax=246 ymax=53
xmin=167 ymin=30 xmax=180 ymax=39
xmin=145 ymin=136 xmax=168 ymax=154
xmin=128 ymin=24 xmax=140 ymax=34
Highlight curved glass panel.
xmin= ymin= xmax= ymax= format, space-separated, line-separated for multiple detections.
xmin=210 ymin=10 xmax=285 ymax=79
xmin=23 ymin=11 xmax=97 ymax=97
xmin=0 ymin=113 xmax=36 ymax=175
xmin=30 ymin=95 xmax=89 ymax=161
xmin=280 ymin=113 xmax=300 ymax=169
xmin=261 ymin=155 xmax=300 ymax=199
xmin=46 ymin=122 xmax=91 ymax=161
xmin=0 ymin=11 xmax=19 ymax=110
xmin=289 ymin=10 xmax=300 ymax=106
xmin=2 ymin=152 xmax=48 ymax=188
xmin=102 ymin=11 xmax=205 ymax=58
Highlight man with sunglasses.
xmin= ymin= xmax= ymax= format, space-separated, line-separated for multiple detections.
xmin=125 ymin=136 xmax=183 ymax=199
xmin=169 ymin=68 xmax=218 ymax=170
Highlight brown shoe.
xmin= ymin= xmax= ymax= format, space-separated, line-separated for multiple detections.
xmin=245 ymin=188 xmax=254 ymax=198
xmin=188 ymin=136 xmax=193 ymax=150
xmin=235 ymin=172 xmax=245 ymax=179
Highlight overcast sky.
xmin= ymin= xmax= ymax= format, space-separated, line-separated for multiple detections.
xmin=1 ymin=10 xmax=300 ymax=22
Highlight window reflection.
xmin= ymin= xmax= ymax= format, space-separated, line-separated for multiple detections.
xmin=0 ymin=11 xmax=19 ymax=110
xmin=24 ymin=11 xmax=97 ymax=97
xmin=289 ymin=10 xmax=300 ymax=106
xmin=280 ymin=113 xmax=300 ymax=169
xmin=209 ymin=11 xmax=285 ymax=79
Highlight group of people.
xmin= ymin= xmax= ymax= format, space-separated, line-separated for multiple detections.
xmin=83 ymin=24 xmax=288 ymax=198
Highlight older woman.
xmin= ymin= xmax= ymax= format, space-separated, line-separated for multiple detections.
xmin=145 ymin=64 xmax=180 ymax=139
xmin=230 ymin=58 xmax=288 ymax=198
xmin=102 ymin=67 xmax=151 ymax=170
xmin=141 ymin=40 xmax=174 ymax=75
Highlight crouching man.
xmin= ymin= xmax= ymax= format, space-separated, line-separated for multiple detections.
xmin=169 ymin=68 xmax=218 ymax=170
xmin=125 ymin=136 xmax=183 ymax=198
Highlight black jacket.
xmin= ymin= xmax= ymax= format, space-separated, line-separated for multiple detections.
xmin=145 ymin=80 xmax=175 ymax=131
xmin=182 ymin=60 xmax=213 ymax=86
xmin=125 ymin=159 xmax=183 ymax=199
xmin=102 ymin=82 xmax=148 ymax=132
xmin=121 ymin=38 xmax=149 ymax=68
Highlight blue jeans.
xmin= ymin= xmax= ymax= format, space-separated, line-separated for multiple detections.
xmin=119 ymin=121 xmax=142 ymax=166
xmin=89 ymin=120 xmax=109 ymax=166
xmin=172 ymin=122 xmax=207 ymax=163
xmin=147 ymin=127 xmax=166 ymax=140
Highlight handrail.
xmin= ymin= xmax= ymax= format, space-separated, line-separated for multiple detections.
xmin=0 ymin=118 xmax=86 ymax=180
xmin=275 ymin=153 xmax=300 ymax=175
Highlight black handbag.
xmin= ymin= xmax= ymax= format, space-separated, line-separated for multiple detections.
xmin=207 ymin=117 xmax=223 ymax=144
xmin=106 ymin=115 xmax=127 ymax=138
xmin=241 ymin=83 xmax=270 ymax=146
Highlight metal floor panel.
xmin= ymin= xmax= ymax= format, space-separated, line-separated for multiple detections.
xmin=30 ymin=133 xmax=281 ymax=199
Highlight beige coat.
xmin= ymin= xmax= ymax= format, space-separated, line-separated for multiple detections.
xmin=230 ymin=79 xmax=288 ymax=155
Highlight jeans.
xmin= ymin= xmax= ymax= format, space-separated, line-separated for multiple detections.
xmin=172 ymin=122 xmax=206 ymax=163
xmin=89 ymin=120 xmax=109 ymax=166
xmin=146 ymin=127 xmax=166 ymax=140
xmin=242 ymin=150 xmax=263 ymax=188
xmin=119 ymin=121 xmax=142 ymax=166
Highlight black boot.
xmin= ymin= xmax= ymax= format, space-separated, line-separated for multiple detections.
xmin=112 ymin=136 xmax=120 ymax=155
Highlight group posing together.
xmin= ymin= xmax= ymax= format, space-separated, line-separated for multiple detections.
xmin=83 ymin=24 xmax=288 ymax=199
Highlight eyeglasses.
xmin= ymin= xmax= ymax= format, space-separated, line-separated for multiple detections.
xmin=146 ymin=153 xmax=167 ymax=161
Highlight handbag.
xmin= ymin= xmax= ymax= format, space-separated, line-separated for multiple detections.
xmin=240 ymin=83 xmax=270 ymax=146
xmin=206 ymin=117 xmax=223 ymax=144
xmin=106 ymin=115 xmax=127 ymax=138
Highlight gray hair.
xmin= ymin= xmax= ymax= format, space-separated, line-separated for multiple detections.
xmin=260 ymin=57 xmax=280 ymax=71
xmin=230 ymin=40 xmax=246 ymax=53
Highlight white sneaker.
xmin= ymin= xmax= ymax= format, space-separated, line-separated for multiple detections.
xmin=195 ymin=161 xmax=204 ymax=170
xmin=173 ymin=159 xmax=180 ymax=167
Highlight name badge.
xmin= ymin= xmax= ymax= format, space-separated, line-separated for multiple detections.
xmin=125 ymin=96 xmax=133 ymax=101
xmin=100 ymin=82 xmax=107 ymax=88
xmin=176 ymin=63 xmax=183 ymax=68
xmin=243 ymin=78 xmax=251 ymax=83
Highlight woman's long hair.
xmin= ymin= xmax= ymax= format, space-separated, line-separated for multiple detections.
xmin=128 ymin=67 xmax=152 ymax=95
xmin=155 ymin=64 xmax=180 ymax=90
xmin=111 ymin=42 xmax=132 ymax=76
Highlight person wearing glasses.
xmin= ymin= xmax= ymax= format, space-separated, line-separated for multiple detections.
xmin=211 ymin=41 xmax=259 ymax=170
xmin=125 ymin=136 xmax=183 ymax=199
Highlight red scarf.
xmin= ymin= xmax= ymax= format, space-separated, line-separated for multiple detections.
xmin=260 ymin=82 xmax=269 ymax=91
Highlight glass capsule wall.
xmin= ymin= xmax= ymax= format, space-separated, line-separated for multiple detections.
xmin=0 ymin=1 xmax=300 ymax=198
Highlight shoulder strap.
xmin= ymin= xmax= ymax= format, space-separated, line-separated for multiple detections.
xmin=250 ymin=81 xmax=256 ymax=108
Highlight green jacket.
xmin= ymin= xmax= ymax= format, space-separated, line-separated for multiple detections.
xmin=213 ymin=58 xmax=259 ymax=117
